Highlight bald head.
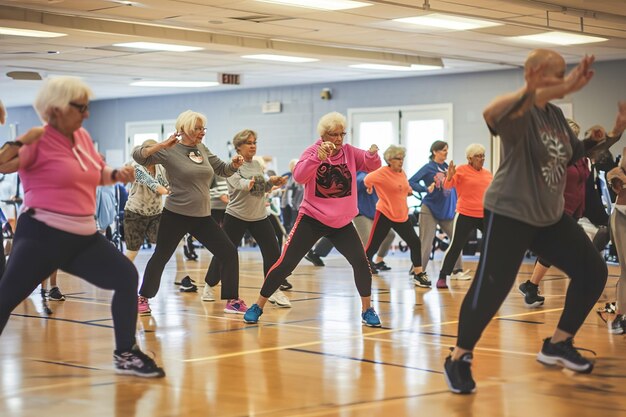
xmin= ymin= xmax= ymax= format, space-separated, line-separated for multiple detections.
xmin=525 ymin=49 xmax=564 ymax=71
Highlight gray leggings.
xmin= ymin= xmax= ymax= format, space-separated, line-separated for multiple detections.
xmin=610 ymin=208 xmax=626 ymax=313
xmin=419 ymin=204 xmax=462 ymax=270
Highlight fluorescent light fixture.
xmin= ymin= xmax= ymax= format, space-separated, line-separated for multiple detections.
xmin=0 ymin=27 xmax=66 ymax=38
xmin=255 ymin=0 xmax=371 ymax=11
xmin=350 ymin=63 xmax=441 ymax=71
xmin=513 ymin=31 xmax=607 ymax=45
xmin=242 ymin=54 xmax=319 ymax=63
xmin=393 ymin=13 xmax=501 ymax=30
xmin=114 ymin=42 xmax=203 ymax=52
xmin=131 ymin=81 xmax=219 ymax=87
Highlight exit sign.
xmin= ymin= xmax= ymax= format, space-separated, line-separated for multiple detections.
xmin=219 ymin=73 xmax=241 ymax=85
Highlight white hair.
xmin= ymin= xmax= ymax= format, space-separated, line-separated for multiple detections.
xmin=33 ymin=76 xmax=93 ymax=123
xmin=465 ymin=143 xmax=486 ymax=159
xmin=175 ymin=110 xmax=207 ymax=135
xmin=317 ymin=112 xmax=346 ymax=137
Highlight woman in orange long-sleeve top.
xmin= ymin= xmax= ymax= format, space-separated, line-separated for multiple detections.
xmin=437 ymin=144 xmax=493 ymax=289
xmin=364 ymin=145 xmax=429 ymax=286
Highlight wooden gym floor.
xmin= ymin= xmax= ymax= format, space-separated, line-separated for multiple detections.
xmin=0 ymin=246 xmax=625 ymax=417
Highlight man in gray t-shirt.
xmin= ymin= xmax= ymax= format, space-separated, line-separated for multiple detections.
xmin=443 ymin=49 xmax=625 ymax=395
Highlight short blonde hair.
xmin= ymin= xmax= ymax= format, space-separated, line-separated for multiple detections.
xmin=142 ymin=139 xmax=157 ymax=147
xmin=34 ymin=76 xmax=94 ymax=123
xmin=383 ymin=145 xmax=406 ymax=164
xmin=317 ymin=112 xmax=346 ymax=137
xmin=232 ymin=129 xmax=257 ymax=151
xmin=465 ymin=143 xmax=486 ymax=159
xmin=175 ymin=110 xmax=207 ymax=135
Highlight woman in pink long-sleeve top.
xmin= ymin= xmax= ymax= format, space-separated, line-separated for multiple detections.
xmin=243 ymin=112 xmax=383 ymax=326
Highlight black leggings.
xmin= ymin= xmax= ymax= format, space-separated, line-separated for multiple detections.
xmin=140 ymin=208 xmax=239 ymax=300
xmin=439 ymin=213 xmax=484 ymax=279
xmin=365 ymin=211 xmax=422 ymax=268
xmin=207 ymin=214 xmax=280 ymax=286
xmin=260 ymin=213 xmax=372 ymax=298
xmin=537 ymin=218 xmax=609 ymax=268
xmin=0 ymin=213 xmax=138 ymax=351
xmin=457 ymin=210 xmax=607 ymax=350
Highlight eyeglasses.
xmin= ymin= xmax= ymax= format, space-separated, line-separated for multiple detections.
xmin=193 ymin=126 xmax=207 ymax=133
xmin=244 ymin=141 xmax=257 ymax=146
xmin=69 ymin=102 xmax=89 ymax=113
xmin=472 ymin=154 xmax=485 ymax=159
xmin=326 ymin=132 xmax=347 ymax=138
xmin=390 ymin=157 xmax=404 ymax=161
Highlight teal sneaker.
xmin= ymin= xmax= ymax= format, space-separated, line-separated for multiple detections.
xmin=244 ymin=303 xmax=263 ymax=324
xmin=361 ymin=307 xmax=381 ymax=327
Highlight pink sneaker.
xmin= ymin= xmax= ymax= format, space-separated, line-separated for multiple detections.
xmin=224 ymin=298 xmax=248 ymax=314
xmin=436 ymin=279 xmax=448 ymax=289
xmin=138 ymin=296 xmax=151 ymax=316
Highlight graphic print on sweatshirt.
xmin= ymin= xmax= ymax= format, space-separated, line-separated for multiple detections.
xmin=433 ymin=168 xmax=452 ymax=197
xmin=315 ymin=162 xmax=352 ymax=198
xmin=538 ymin=125 xmax=569 ymax=193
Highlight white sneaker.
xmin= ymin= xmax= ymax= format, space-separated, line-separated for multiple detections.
xmin=450 ymin=269 xmax=472 ymax=280
xmin=268 ymin=289 xmax=291 ymax=308
xmin=201 ymin=284 xmax=215 ymax=302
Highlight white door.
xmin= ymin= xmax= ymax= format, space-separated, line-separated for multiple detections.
xmin=125 ymin=120 xmax=176 ymax=162
xmin=401 ymin=104 xmax=453 ymax=177
xmin=349 ymin=109 xmax=399 ymax=160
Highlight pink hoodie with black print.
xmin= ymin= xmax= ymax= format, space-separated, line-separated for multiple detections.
xmin=293 ymin=138 xmax=381 ymax=228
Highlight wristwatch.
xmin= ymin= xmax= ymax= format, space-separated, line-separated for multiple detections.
xmin=3 ymin=141 xmax=23 ymax=148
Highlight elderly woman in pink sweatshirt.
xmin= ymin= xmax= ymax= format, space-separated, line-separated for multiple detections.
xmin=0 ymin=77 xmax=164 ymax=378
xmin=243 ymin=111 xmax=382 ymax=326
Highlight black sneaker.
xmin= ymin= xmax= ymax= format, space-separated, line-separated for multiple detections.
xmin=536 ymin=337 xmax=595 ymax=373
xmin=114 ymin=345 xmax=166 ymax=378
xmin=179 ymin=276 xmax=198 ymax=293
xmin=304 ymin=250 xmax=325 ymax=267
xmin=610 ymin=314 xmax=625 ymax=335
xmin=48 ymin=287 xmax=66 ymax=301
xmin=373 ymin=261 xmax=391 ymax=271
xmin=518 ymin=280 xmax=545 ymax=308
xmin=444 ymin=351 xmax=476 ymax=394
xmin=279 ymin=279 xmax=293 ymax=291
xmin=413 ymin=271 xmax=431 ymax=288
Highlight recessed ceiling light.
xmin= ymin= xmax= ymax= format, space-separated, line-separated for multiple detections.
xmin=350 ymin=63 xmax=441 ymax=71
xmin=0 ymin=27 xmax=66 ymax=38
xmin=131 ymin=81 xmax=219 ymax=87
xmin=393 ymin=13 xmax=501 ymax=30
xmin=255 ymin=0 xmax=371 ymax=11
xmin=512 ymin=31 xmax=608 ymax=45
xmin=114 ymin=42 xmax=203 ymax=52
xmin=242 ymin=54 xmax=319 ymax=63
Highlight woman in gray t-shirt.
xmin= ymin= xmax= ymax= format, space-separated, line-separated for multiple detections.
xmin=203 ymin=129 xmax=290 ymax=307
xmin=132 ymin=110 xmax=245 ymax=316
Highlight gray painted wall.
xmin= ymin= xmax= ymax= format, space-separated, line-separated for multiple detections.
xmin=3 ymin=59 xmax=626 ymax=173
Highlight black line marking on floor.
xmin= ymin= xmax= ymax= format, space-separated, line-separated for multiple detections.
xmin=286 ymin=347 xmax=443 ymax=374
xmin=10 ymin=313 xmax=114 ymax=329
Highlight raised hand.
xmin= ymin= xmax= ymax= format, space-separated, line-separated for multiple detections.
xmin=270 ymin=175 xmax=288 ymax=187
xmin=611 ymin=101 xmax=626 ymax=137
xmin=162 ymin=133 xmax=179 ymax=149
xmin=232 ymin=154 xmax=244 ymax=168
xmin=447 ymin=161 xmax=456 ymax=180
xmin=318 ymin=141 xmax=335 ymax=161
xmin=563 ymin=54 xmax=595 ymax=95
xmin=115 ymin=165 xmax=135 ymax=183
